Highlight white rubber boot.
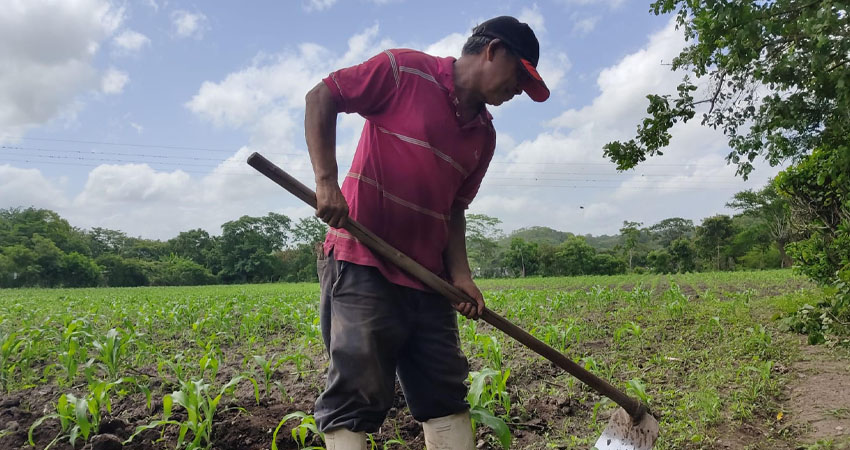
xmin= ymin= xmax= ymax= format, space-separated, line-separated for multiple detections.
xmin=422 ymin=410 xmax=476 ymax=450
xmin=324 ymin=427 xmax=367 ymax=450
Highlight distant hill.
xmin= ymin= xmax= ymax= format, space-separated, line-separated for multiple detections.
xmin=503 ymin=226 xmax=623 ymax=251
xmin=504 ymin=226 xmax=572 ymax=246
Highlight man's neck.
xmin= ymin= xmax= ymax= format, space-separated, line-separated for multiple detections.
xmin=452 ymin=56 xmax=485 ymax=120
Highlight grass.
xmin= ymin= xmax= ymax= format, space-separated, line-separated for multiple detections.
xmin=0 ymin=269 xmax=844 ymax=449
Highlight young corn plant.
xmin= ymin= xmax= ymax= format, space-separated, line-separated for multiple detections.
xmin=271 ymin=411 xmax=324 ymax=450
xmin=28 ymin=378 xmax=125 ymax=450
xmin=0 ymin=331 xmax=24 ymax=391
xmin=251 ymin=353 xmax=282 ymax=398
xmin=467 ymin=369 xmax=512 ymax=449
xmin=175 ymin=376 xmax=258 ymax=449
xmin=614 ymin=321 xmax=644 ymax=347
xmin=132 ymin=375 xmax=259 ymax=450
xmin=92 ymin=328 xmax=132 ymax=381
xmin=57 ymin=319 xmax=92 ymax=386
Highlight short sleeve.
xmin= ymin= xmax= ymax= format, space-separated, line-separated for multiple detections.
xmin=322 ymin=50 xmax=399 ymax=116
xmin=452 ymin=135 xmax=496 ymax=210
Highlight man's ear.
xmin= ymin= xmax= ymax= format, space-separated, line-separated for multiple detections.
xmin=485 ymin=38 xmax=503 ymax=62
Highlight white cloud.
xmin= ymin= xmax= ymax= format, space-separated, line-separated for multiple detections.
xmin=0 ymin=165 xmax=68 ymax=209
xmin=0 ymin=0 xmax=123 ymax=140
xmin=145 ymin=0 xmax=159 ymax=12
xmin=112 ymin=29 xmax=150 ymax=54
xmin=130 ymin=122 xmax=143 ymax=134
xmin=423 ymin=33 xmax=466 ymax=58
xmin=101 ymin=68 xmax=129 ymax=94
xmin=572 ymin=16 xmax=599 ymax=35
xmin=171 ymin=10 xmax=209 ymax=39
xmin=303 ymin=0 xmax=337 ymax=12
xmin=518 ymin=4 xmax=546 ymax=34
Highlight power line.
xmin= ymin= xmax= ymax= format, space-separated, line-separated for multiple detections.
xmin=1 ymin=136 xmax=731 ymax=168
xmin=1 ymin=145 xmax=739 ymax=179
xmin=1 ymin=156 xmax=750 ymax=191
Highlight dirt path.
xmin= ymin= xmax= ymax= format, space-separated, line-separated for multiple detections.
xmin=786 ymin=339 xmax=850 ymax=447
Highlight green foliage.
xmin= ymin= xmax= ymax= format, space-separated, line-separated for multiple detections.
xmin=503 ymin=238 xmax=540 ymax=277
xmin=271 ymin=411 xmax=323 ymax=450
xmin=696 ymin=215 xmax=736 ymax=271
xmin=219 ymin=213 xmax=291 ymax=283
xmin=147 ymin=254 xmax=216 ymax=286
xmin=606 ymin=1 xmax=849 ymax=179
xmin=96 ymin=254 xmax=149 ymax=286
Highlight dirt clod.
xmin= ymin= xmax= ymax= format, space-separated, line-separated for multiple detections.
xmin=91 ymin=433 xmax=123 ymax=450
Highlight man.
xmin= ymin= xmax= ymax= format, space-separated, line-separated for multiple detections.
xmin=304 ymin=16 xmax=549 ymax=450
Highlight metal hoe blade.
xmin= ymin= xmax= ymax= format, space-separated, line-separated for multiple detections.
xmin=593 ymin=407 xmax=659 ymax=450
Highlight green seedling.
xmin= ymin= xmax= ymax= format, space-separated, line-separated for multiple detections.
xmin=271 ymin=411 xmax=323 ymax=450
xmin=28 ymin=378 xmax=125 ymax=449
xmin=0 ymin=331 xmax=24 ymax=391
xmin=93 ymin=328 xmax=132 ymax=381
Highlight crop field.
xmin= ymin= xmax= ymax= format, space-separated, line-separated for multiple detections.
xmin=1 ymin=270 xmax=849 ymax=450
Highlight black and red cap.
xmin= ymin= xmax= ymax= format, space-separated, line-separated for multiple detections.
xmin=472 ymin=16 xmax=550 ymax=102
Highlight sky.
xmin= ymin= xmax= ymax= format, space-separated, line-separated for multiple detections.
xmin=0 ymin=0 xmax=785 ymax=240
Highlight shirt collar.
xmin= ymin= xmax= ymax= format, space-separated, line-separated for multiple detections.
xmin=437 ymin=56 xmax=493 ymax=126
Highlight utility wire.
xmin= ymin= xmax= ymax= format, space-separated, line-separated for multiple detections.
xmin=1 ymin=136 xmax=731 ymax=168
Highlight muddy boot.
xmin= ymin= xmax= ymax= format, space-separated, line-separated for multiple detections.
xmin=324 ymin=428 xmax=367 ymax=450
xmin=422 ymin=410 xmax=475 ymax=450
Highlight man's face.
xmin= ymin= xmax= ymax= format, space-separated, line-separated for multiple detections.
xmin=480 ymin=42 xmax=526 ymax=106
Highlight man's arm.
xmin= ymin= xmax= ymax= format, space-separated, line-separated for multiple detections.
xmin=445 ymin=208 xmax=485 ymax=319
xmin=305 ymin=82 xmax=348 ymax=228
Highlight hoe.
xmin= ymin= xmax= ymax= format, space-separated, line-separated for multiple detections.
xmin=248 ymin=152 xmax=659 ymax=450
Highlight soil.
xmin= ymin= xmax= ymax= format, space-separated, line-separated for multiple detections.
xmin=2 ymin=284 xmax=848 ymax=450
xmin=785 ymin=339 xmax=850 ymax=446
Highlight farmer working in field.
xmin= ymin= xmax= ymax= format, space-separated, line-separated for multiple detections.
xmin=304 ymin=16 xmax=549 ymax=450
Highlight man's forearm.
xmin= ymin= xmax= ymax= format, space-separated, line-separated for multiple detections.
xmin=305 ymin=82 xmax=339 ymax=184
xmin=444 ymin=208 xmax=473 ymax=281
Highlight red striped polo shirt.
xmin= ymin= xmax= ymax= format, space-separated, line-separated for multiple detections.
xmin=322 ymin=48 xmax=496 ymax=290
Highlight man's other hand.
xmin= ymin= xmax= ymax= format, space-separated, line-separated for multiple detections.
xmin=315 ymin=181 xmax=349 ymax=228
xmin=452 ymin=277 xmax=485 ymax=319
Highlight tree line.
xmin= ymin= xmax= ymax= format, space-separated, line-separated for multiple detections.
xmin=0 ymin=209 xmax=327 ymax=288
xmin=466 ymin=179 xmax=794 ymax=278
xmin=1 ymin=178 xmax=800 ymax=288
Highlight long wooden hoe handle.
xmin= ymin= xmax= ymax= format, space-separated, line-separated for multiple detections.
xmin=247 ymin=152 xmax=648 ymax=421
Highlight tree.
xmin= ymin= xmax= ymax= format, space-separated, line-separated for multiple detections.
xmin=281 ymin=217 xmax=329 ymax=282
xmin=696 ymin=215 xmax=736 ymax=270
xmin=777 ymin=147 xmax=850 ymax=283
xmin=619 ymin=221 xmax=643 ymax=271
xmin=31 ymin=234 xmax=64 ymax=286
xmin=0 ymin=245 xmax=39 ymax=287
xmin=87 ymin=227 xmax=129 ymax=258
xmin=648 ymin=217 xmax=695 ymax=248
xmin=647 ymin=249 xmax=673 ymax=274
xmin=59 ymin=252 xmax=102 ymax=287
xmin=503 ymin=238 xmax=539 ymax=277
xmin=147 ymin=255 xmax=215 ymax=286
xmin=219 ymin=213 xmax=291 ymax=283
xmin=669 ymin=237 xmax=697 ymax=273
xmin=96 ymin=254 xmax=149 ymax=287
xmin=727 ymin=179 xmax=794 ymax=267
xmin=168 ymin=229 xmax=217 ymax=268
xmin=554 ymin=236 xmax=598 ymax=276
xmin=465 ymin=214 xmax=503 ymax=277
xmin=604 ymin=1 xmax=849 ymax=179
xmin=592 ymin=253 xmax=627 ymax=275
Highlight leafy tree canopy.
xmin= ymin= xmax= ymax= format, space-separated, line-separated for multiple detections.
xmin=605 ymin=1 xmax=849 ymax=178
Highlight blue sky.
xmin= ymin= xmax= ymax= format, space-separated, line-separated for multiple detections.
xmin=0 ymin=0 xmax=782 ymax=240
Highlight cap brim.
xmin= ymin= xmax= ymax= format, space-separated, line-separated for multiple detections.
xmin=519 ymin=58 xmax=549 ymax=102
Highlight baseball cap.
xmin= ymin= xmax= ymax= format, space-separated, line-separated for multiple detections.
xmin=472 ymin=16 xmax=550 ymax=102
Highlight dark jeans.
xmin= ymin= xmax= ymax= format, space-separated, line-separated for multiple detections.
xmin=314 ymin=252 xmax=469 ymax=433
